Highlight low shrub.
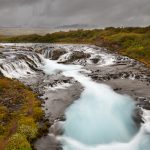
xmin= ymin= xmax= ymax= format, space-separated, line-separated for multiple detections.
xmin=6 ymin=133 xmax=31 ymax=150
xmin=17 ymin=125 xmax=38 ymax=141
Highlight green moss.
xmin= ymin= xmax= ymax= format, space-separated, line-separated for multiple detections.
xmin=0 ymin=124 xmax=5 ymax=135
xmin=17 ymin=125 xmax=38 ymax=141
xmin=18 ymin=117 xmax=37 ymax=128
xmin=6 ymin=133 xmax=31 ymax=150
xmin=32 ymin=107 xmax=43 ymax=121
xmin=0 ymin=105 xmax=8 ymax=121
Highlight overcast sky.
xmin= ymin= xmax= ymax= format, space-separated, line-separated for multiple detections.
xmin=0 ymin=0 xmax=150 ymax=28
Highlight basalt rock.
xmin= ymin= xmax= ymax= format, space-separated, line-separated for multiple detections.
xmin=66 ymin=51 xmax=91 ymax=63
xmin=0 ymin=45 xmax=4 ymax=49
xmin=51 ymin=49 xmax=67 ymax=60
xmin=91 ymin=55 xmax=102 ymax=64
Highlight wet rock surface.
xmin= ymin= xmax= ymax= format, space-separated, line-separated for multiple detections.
xmin=50 ymin=49 xmax=67 ymax=60
xmin=64 ymin=51 xmax=91 ymax=63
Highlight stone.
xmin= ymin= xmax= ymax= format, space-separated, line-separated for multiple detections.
xmin=51 ymin=49 xmax=67 ymax=60
xmin=67 ymin=51 xmax=91 ymax=63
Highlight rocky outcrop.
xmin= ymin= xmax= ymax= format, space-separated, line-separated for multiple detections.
xmin=91 ymin=55 xmax=102 ymax=64
xmin=0 ymin=45 xmax=4 ymax=49
xmin=63 ymin=51 xmax=91 ymax=63
xmin=51 ymin=49 xmax=67 ymax=60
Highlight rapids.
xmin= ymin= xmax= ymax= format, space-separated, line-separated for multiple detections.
xmin=0 ymin=44 xmax=150 ymax=150
xmin=42 ymin=46 xmax=150 ymax=150
xmin=43 ymin=58 xmax=150 ymax=150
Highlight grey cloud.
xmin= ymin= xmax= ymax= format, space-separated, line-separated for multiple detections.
xmin=0 ymin=0 xmax=40 ymax=8
xmin=0 ymin=0 xmax=149 ymax=28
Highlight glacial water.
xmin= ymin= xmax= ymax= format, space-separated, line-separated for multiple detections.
xmin=62 ymin=75 xmax=137 ymax=145
xmin=42 ymin=54 xmax=150 ymax=150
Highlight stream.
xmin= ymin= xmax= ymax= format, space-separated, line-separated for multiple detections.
xmin=42 ymin=57 xmax=149 ymax=150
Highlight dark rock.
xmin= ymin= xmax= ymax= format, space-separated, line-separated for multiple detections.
xmin=63 ymin=79 xmax=69 ymax=83
xmin=66 ymin=51 xmax=91 ymax=63
xmin=50 ymin=121 xmax=64 ymax=136
xmin=51 ymin=49 xmax=67 ymax=60
xmin=133 ymin=108 xmax=143 ymax=126
xmin=135 ymin=75 xmax=140 ymax=80
xmin=114 ymin=88 xmax=122 ymax=91
xmin=91 ymin=55 xmax=102 ymax=64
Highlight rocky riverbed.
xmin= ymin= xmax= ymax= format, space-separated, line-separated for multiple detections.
xmin=0 ymin=43 xmax=150 ymax=150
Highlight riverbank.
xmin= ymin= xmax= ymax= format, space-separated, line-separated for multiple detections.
xmin=0 ymin=77 xmax=49 ymax=150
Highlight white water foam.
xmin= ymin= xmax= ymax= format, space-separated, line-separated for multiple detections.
xmin=0 ymin=46 xmax=43 ymax=78
xmin=0 ymin=60 xmax=35 ymax=78
xmin=58 ymin=110 xmax=150 ymax=150
xmin=45 ymin=83 xmax=72 ymax=91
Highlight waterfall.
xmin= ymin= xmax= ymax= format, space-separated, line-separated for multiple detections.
xmin=0 ymin=44 xmax=150 ymax=150
xmin=0 ymin=60 xmax=35 ymax=78
xmin=42 ymin=49 xmax=51 ymax=58
xmin=0 ymin=50 xmax=43 ymax=79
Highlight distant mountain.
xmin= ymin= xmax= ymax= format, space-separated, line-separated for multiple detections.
xmin=0 ymin=24 xmax=98 ymax=36
xmin=55 ymin=24 xmax=97 ymax=29
xmin=0 ymin=27 xmax=57 ymax=36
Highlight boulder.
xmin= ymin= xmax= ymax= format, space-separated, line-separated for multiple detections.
xmin=0 ymin=45 xmax=4 ymax=49
xmin=91 ymin=55 xmax=102 ymax=64
xmin=51 ymin=49 xmax=67 ymax=60
xmin=67 ymin=51 xmax=91 ymax=62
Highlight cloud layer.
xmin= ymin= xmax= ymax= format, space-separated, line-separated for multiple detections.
xmin=0 ymin=0 xmax=150 ymax=27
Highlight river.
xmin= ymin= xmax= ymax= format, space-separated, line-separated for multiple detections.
xmin=0 ymin=43 xmax=150 ymax=150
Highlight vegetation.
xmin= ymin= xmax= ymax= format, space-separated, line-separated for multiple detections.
xmin=0 ymin=26 xmax=150 ymax=67
xmin=0 ymin=77 xmax=44 ymax=150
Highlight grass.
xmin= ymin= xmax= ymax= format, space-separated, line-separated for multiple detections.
xmin=0 ymin=77 xmax=44 ymax=150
